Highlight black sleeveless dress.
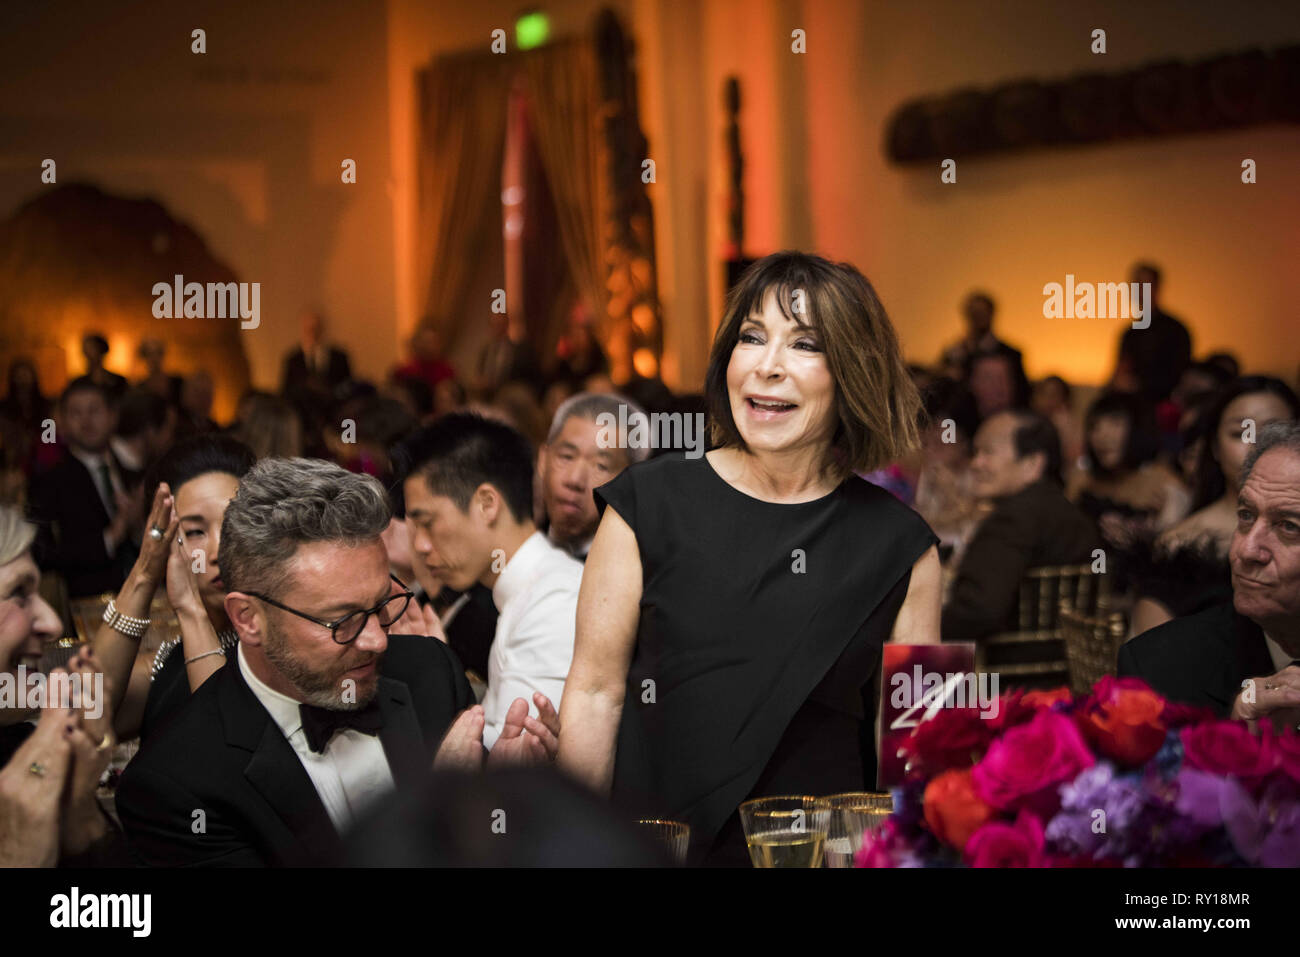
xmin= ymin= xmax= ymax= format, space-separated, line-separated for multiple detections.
xmin=594 ymin=453 xmax=937 ymax=865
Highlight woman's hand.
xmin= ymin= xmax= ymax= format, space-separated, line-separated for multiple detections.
xmin=133 ymin=483 xmax=179 ymax=586
xmin=59 ymin=647 xmax=115 ymax=856
xmin=391 ymin=597 xmax=447 ymax=643
xmin=0 ymin=674 xmax=78 ymax=867
xmin=164 ymin=508 xmax=205 ymax=617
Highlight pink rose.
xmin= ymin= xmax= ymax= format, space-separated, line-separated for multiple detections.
xmin=1180 ymin=721 xmax=1276 ymax=789
xmin=1271 ymin=727 xmax=1300 ymax=785
xmin=972 ymin=709 xmax=1095 ymax=817
xmin=965 ymin=811 xmax=1047 ymax=867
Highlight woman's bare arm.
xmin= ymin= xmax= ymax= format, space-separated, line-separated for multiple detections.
xmin=891 ymin=545 xmax=941 ymax=645
xmin=556 ymin=508 xmax=641 ymax=794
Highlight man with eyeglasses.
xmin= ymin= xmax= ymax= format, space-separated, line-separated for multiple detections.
xmin=116 ymin=457 xmax=554 ymax=866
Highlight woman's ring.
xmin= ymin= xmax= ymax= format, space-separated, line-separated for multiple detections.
xmin=28 ymin=762 xmax=46 ymax=777
xmin=149 ymin=527 xmax=164 ymax=541
xmin=95 ymin=733 xmax=114 ymax=752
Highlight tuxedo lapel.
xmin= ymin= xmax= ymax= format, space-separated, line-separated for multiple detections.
xmin=217 ymin=661 xmax=342 ymax=864
xmin=375 ymin=676 xmax=429 ymax=791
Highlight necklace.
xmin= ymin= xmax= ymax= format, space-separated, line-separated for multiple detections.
xmin=150 ymin=629 xmax=238 ymax=682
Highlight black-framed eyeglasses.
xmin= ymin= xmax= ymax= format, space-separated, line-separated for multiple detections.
xmin=245 ymin=574 xmax=414 ymax=645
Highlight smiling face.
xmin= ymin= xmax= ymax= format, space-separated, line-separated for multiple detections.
xmin=540 ymin=415 xmax=627 ymax=548
xmin=175 ymin=472 xmax=241 ymax=623
xmin=254 ymin=540 xmax=394 ymax=709
xmin=1215 ymin=392 xmax=1295 ymax=493
xmin=403 ymin=474 xmax=497 ymax=592
xmin=725 ymin=290 xmax=837 ymax=459
xmin=1230 ymin=448 xmax=1300 ymax=636
xmin=970 ymin=413 xmax=1043 ymax=499
xmin=0 ymin=550 xmax=61 ymax=726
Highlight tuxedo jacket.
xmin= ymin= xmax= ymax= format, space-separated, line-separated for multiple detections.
xmin=942 ymin=479 xmax=1100 ymax=643
xmin=116 ymin=634 xmax=472 ymax=867
xmin=1117 ymin=601 xmax=1274 ymax=717
xmin=29 ymin=449 xmax=140 ymax=597
xmin=281 ymin=346 xmax=352 ymax=392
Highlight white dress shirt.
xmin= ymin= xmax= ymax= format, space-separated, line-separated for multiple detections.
xmin=482 ymin=530 xmax=583 ymax=749
xmin=237 ymin=644 xmax=395 ymax=832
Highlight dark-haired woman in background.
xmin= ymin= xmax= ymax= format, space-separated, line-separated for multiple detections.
xmin=1067 ymin=390 xmax=1190 ymax=551
xmin=93 ymin=435 xmax=256 ymax=743
xmin=558 ymin=251 xmax=940 ymax=864
xmin=1129 ymin=376 xmax=1300 ymax=637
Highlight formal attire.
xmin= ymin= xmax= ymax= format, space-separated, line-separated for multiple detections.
xmin=481 ymin=531 xmax=583 ymax=750
xmin=1117 ymin=601 xmax=1274 ymax=716
xmin=1116 ymin=308 xmax=1192 ymax=403
xmin=595 ymin=453 xmax=937 ymax=864
xmin=116 ymin=634 xmax=472 ymax=866
xmin=437 ymin=584 xmax=498 ymax=679
xmin=281 ymin=344 xmax=352 ymax=395
xmin=941 ymin=479 xmax=1100 ymax=643
xmin=138 ymin=629 xmax=239 ymax=744
xmin=28 ymin=446 xmax=139 ymax=597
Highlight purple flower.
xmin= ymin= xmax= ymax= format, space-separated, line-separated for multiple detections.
xmin=1222 ymin=777 xmax=1300 ymax=867
xmin=1046 ymin=762 xmax=1156 ymax=861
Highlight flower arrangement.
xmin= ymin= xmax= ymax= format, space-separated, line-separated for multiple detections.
xmin=857 ymin=677 xmax=1300 ymax=867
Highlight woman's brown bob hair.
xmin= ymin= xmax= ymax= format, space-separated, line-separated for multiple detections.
xmin=704 ymin=251 xmax=922 ymax=477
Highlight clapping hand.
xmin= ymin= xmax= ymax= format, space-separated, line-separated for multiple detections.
xmin=433 ymin=705 xmax=487 ymax=771
xmin=59 ymin=646 xmax=116 ymax=856
xmin=392 ymin=597 xmax=447 ymax=644
xmin=164 ymin=505 xmax=205 ymax=617
xmin=135 ymin=483 xmax=179 ymax=585
xmin=1233 ymin=664 xmax=1300 ymax=728
xmin=487 ymin=694 xmax=560 ymax=768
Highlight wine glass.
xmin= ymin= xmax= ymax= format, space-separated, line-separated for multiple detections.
xmin=738 ymin=796 xmax=831 ymax=868
xmin=822 ymin=792 xmax=893 ymax=868
xmin=636 ymin=819 xmax=690 ymax=865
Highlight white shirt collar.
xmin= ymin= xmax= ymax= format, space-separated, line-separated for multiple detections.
xmin=1264 ymin=632 xmax=1296 ymax=673
xmin=238 ymin=643 xmax=305 ymax=738
xmin=492 ymin=530 xmax=551 ymax=613
xmin=69 ymin=446 xmax=111 ymax=472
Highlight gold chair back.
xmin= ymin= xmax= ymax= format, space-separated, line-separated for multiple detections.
xmin=1061 ymin=605 xmax=1128 ymax=696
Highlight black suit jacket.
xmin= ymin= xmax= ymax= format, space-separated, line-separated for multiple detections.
xmin=116 ymin=635 xmax=472 ymax=867
xmin=29 ymin=449 xmax=140 ymax=597
xmin=281 ymin=346 xmax=352 ymax=394
xmin=1117 ymin=601 xmax=1274 ymax=717
xmin=942 ymin=479 xmax=1100 ymax=643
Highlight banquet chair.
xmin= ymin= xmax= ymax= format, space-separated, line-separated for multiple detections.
xmin=1061 ymin=605 xmax=1128 ymax=696
xmin=975 ymin=564 xmax=1110 ymax=691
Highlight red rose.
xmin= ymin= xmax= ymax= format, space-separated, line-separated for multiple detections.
xmin=1021 ymin=687 xmax=1072 ymax=709
xmin=1180 ymin=721 xmax=1276 ymax=788
xmin=971 ymin=710 xmax=1095 ymax=816
xmin=965 ymin=811 xmax=1047 ymax=867
xmin=900 ymin=707 xmax=994 ymax=776
xmin=923 ymin=768 xmax=996 ymax=851
xmin=1077 ymin=676 xmax=1168 ymax=767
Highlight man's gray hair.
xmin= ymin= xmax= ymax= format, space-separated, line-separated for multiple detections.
xmin=546 ymin=392 xmax=651 ymax=464
xmin=219 ymin=457 xmax=391 ymax=596
xmin=1240 ymin=420 xmax=1300 ymax=487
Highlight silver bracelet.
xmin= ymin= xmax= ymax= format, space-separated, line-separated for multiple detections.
xmin=184 ymin=648 xmax=226 ymax=666
xmin=103 ymin=599 xmax=151 ymax=639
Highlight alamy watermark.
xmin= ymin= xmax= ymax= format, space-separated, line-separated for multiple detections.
xmin=595 ymin=404 xmax=706 ymax=459
xmin=889 ymin=665 xmax=1000 ymax=721
xmin=152 ymin=274 xmax=260 ymax=329
xmin=0 ymin=666 xmax=103 ymax=719
xmin=1042 ymin=275 xmax=1151 ymax=329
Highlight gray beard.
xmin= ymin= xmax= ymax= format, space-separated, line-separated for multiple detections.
xmin=263 ymin=622 xmax=378 ymax=711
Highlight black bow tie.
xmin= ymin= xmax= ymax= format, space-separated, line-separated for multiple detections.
xmin=298 ymin=700 xmax=383 ymax=754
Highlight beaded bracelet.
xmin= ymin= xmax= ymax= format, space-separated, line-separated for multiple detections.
xmin=102 ymin=599 xmax=151 ymax=639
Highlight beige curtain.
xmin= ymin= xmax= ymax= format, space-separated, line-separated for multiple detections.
xmin=414 ymin=53 xmax=512 ymax=346
xmin=521 ymin=40 xmax=609 ymax=354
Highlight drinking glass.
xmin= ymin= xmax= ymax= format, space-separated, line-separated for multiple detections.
xmin=636 ymin=819 xmax=690 ymax=865
xmin=738 ymin=796 xmax=831 ymax=868
xmin=822 ymin=792 xmax=894 ymax=868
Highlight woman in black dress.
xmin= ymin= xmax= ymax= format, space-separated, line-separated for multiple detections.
xmin=94 ymin=436 xmax=255 ymax=744
xmin=558 ymin=252 xmax=941 ymax=864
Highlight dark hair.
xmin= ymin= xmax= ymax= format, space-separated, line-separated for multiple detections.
xmin=704 ymin=250 xmax=921 ymax=476
xmin=1190 ymin=376 xmax=1300 ymax=510
xmin=965 ymin=291 xmax=995 ymax=315
xmin=116 ymin=388 xmax=170 ymax=439
xmin=5 ymin=359 xmax=43 ymax=399
xmin=81 ymin=333 xmax=109 ymax=354
xmin=389 ymin=375 xmax=434 ymax=417
xmin=144 ymin=434 xmax=256 ymax=507
xmin=922 ymin=377 xmax=979 ymax=447
xmin=966 ymin=346 xmax=1031 ymax=412
xmin=1083 ymin=391 xmax=1160 ymax=477
xmin=391 ymin=412 xmax=534 ymax=523
xmin=59 ymin=376 xmax=110 ymax=409
xmin=1038 ymin=375 xmax=1072 ymax=404
xmin=1008 ymin=411 xmax=1064 ymax=485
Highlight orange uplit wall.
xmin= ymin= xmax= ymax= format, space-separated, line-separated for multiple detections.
xmin=637 ymin=0 xmax=1300 ymax=391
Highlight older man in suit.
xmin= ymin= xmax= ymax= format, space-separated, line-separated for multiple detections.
xmin=116 ymin=457 xmax=559 ymax=866
xmin=942 ymin=410 xmax=1099 ymax=643
xmin=1120 ymin=421 xmax=1300 ymax=721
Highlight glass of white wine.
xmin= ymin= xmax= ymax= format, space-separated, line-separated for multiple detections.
xmin=822 ymin=792 xmax=893 ymax=868
xmin=739 ymin=796 xmax=831 ymax=868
